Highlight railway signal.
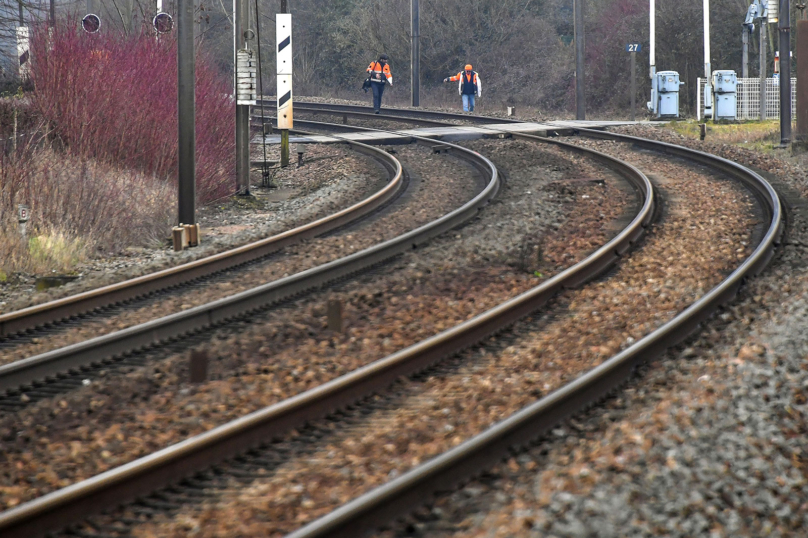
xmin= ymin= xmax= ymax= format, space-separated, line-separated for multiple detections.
xmin=153 ymin=12 xmax=174 ymax=33
xmin=81 ymin=14 xmax=100 ymax=33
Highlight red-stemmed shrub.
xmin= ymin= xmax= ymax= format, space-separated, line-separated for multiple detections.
xmin=29 ymin=18 xmax=235 ymax=204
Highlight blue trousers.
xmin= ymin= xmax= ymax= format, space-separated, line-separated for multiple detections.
xmin=462 ymin=94 xmax=476 ymax=112
xmin=372 ymin=82 xmax=386 ymax=111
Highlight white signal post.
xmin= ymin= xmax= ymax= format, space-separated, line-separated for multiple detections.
xmin=277 ymin=13 xmax=292 ymax=167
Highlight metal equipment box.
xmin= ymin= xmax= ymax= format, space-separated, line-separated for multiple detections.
xmin=656 ymin=71 xmax=681 ymax=118
xmin=712 ymin=70 xmax=737 ymax=120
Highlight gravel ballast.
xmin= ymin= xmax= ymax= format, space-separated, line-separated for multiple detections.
xmin=90 ymin=138 xmax=757 ymax=537
xmin=375 ymin=126 xmax=808 ymax=538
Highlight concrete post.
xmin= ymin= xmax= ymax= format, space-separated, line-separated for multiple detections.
xmin=779 ymin=0 xmax=791 ymax=145
xmin=235 ymin=0 xmax=252 ymax=194
xmin=573 ymin=0 xmax=586 ymax=120
xmin=411 ymin=0 xmax=420 ymax=107
xmin=797 ymin=19 xmax=808 ymax=141
xmin=178 ymin=0 xmax=196 ymax=227
xmin=743 ymin=28 xmax=749 ymax=78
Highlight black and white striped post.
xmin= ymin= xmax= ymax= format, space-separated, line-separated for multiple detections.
xmin=277 ymin=9 xmax=292 ymax=167
xmin=16 ymin=27 xmax=29 ymax=81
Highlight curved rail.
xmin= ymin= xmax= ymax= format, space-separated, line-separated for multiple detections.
xmin=283 ymin=130 xmax=784 ymax=538
xmin=0 ymin=141 xmax=402 ymax=338
xmin=0 ymin=137 xmax=497 ymax=393
xmin=0 ymin=133 xmax=652 ymax=538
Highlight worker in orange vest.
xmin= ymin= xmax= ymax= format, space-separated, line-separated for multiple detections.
xmin=443 ymin=64 xmax=482 ymax=112
xmin=367 ymin=54 xmax=393 ymax=114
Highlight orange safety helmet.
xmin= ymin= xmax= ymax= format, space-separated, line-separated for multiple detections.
xmin=465 ymin=64 xmax=473 ymax=71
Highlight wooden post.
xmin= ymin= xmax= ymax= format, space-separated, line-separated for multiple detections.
xmin=172 ymin=226 xmax=186 ymax=251
xmin=281 ymin=130 xmax=290 ymax=167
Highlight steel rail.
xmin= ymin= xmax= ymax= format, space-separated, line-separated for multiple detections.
xmin=0 ymin=141 xmax=402 ymax=338
xmin=0 ymin=135 xmax=651 ymax=538
xmin=283 ymin=130 xmax=784 ymax=538
xmin=0 ymin=137 xmax=496 ymax=395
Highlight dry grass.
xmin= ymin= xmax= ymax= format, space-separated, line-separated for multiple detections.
xmin=0 ymin=144 xmax=174 ymax=275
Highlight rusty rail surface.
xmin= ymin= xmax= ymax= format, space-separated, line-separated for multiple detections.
xmin=0 ymin=131 xmax=650 ymax=538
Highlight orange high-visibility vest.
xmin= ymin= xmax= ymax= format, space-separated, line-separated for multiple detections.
xmin=367 ymin=61 xmax=392 ymax=83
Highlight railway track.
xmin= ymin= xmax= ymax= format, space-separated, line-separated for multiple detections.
xmin=0 ymin=127 xmax=654 ymax=538
xmin=0 ymin=141 xmax=401 ymax=341
xmin=0 ymin=135 xmax=498 ymax=409
xmin=0 ymin=108 xmax=783 ymax=537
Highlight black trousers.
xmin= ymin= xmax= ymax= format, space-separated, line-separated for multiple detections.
xmin=372 ymin=82 xmax=386 ymax=111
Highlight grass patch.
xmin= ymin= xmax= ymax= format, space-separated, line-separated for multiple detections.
xmin=666 ymin=119 xmax=781 ymax=151
xmin=28 ymin=233 xmax=88 ymax=274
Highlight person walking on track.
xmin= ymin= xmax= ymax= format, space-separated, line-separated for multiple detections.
xmin=367 ymin=53 xmax=393 ymax=114
xmin=443 ymin=64 xmax=482 ymax=112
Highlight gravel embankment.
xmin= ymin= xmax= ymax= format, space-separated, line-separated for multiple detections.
xmin=0 ymin=144 xmax=481 ymax=366
xmin=109 ymin=138 xmax=756 ymax=537
xmin=376 ymin=125 xmax=808 ymax=538
xmin=1 ymin=139 xmax=620 ymax=512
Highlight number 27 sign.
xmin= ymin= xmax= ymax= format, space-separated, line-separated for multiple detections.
xmin=626 ymin=43 xmax=642 ymax=52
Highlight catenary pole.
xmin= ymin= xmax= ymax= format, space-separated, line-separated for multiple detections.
xmin=779 ymin=0 xmax=791 ymax=146
xmin=573 ymin=0 xmax=585 ymax=119
xmin=797 ymin=4 xmax=807 ymax=143
xmin=411 ymin=0 xmax=420 ymax=107
xmin=235 ymin=0 xmax=251 ymax=193
xmin=178 ymin=0 xmax=196 ymax=226
xmin=703 ymin=0 xmax=711 ymax=79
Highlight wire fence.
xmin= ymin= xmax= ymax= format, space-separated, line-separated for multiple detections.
xmin=697 ymin=77 xmax=797 ymax=121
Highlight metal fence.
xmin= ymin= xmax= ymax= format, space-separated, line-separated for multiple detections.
xmin=696 ymin=77 xmax=796 ymax=121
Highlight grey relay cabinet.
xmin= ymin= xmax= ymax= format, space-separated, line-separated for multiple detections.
xmin=711 ymin=70 xmax=737 ymax=120
xmin=649 ymin=71 xmax=684 ymax=119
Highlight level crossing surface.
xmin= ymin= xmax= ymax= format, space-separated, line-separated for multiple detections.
xmin=255 ymin=120 xmax=639 ymax=145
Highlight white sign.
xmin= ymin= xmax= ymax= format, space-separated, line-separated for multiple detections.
xmin=236 ymin=49 xmax=257 ymax=105
xmin=16 ymin=27 xmax=29 ymax=80
xmin=18 ymin=204 xmax=30 ymax=223
xmin=276 ymin=13 xmax=293 ymax=130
